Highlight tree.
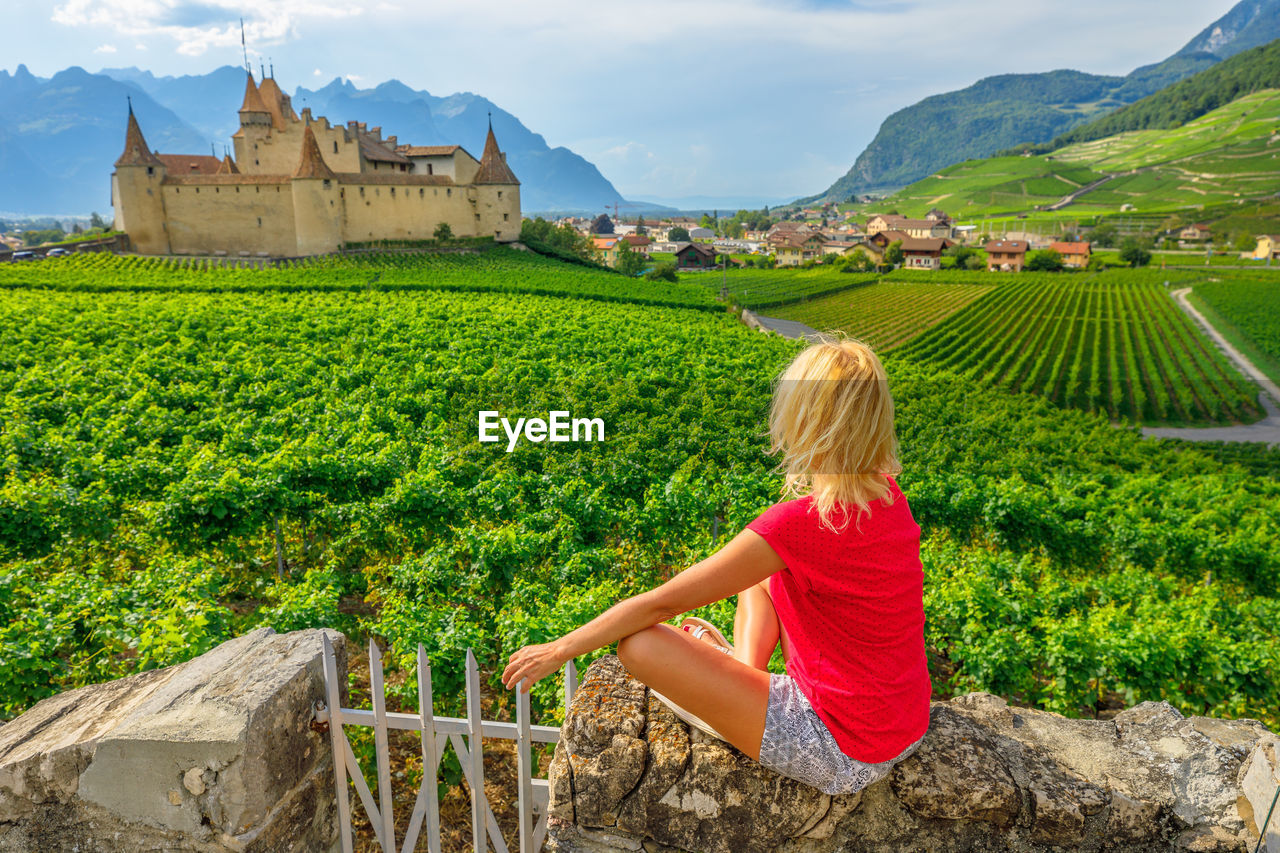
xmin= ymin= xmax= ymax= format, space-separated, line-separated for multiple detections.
xmin=89 ymin=212 xmax=107 ymax=230
xmin=590 ymin=214 xmax=614 ymax=235
xmin=433 ymin=222 xmax=454 ymax=241
xmin=635 ymin=216 xmax=647 ymax=236
xmin=644 ymin=262 xmax=678 ymax=282
xmin=1235 ymin=232 xmax=1257 ymax=253
xmin=884 ymin=240 xmax=905 ymax=266
xmin=1090 ymin=222 xmax=1118 ymax=248
xmin=616 ymin=240 xmax=646 ymax=276
xmin=1118 ymin=237 xmax=1152 ymax=268
xmin=669 ymin=226 xmax=691 ymax=243
xmin=947 ymin=244 xmax=977 ymax=269
xmin=698 ymin=213 xmax=716 ymax=231
xmin=843 ymin=249 xmax=874 ymax=272
xmin=1026 ymin=249 xmax=1064 ymax=272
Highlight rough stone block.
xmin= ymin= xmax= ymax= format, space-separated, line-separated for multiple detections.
xmin=0 ymin=627 xmax=345 ymax=853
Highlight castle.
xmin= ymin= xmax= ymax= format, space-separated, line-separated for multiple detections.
xmin=111 ymin=71 xmax=521 ymax=257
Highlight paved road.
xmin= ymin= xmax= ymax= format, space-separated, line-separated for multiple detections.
xmin=1141 ymin=287 xmax=1280 ymax=446
xmin=753 ymin=314 xmax=821 ymax=340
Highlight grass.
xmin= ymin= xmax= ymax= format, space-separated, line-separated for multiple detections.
xmin=837 ymin=90 xmax=1280 ymax=223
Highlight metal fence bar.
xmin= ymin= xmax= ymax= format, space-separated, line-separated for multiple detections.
xmin=370 ymin=641 xmax=397 ymax=852
xmin=516 ymin=682 xmax=534 ymax=853
xmin=465 ymin=649 xmax=486 ymax=853
xmin=322 ymin=634 xmax=355 ymax=853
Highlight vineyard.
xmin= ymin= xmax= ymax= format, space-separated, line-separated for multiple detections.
xmin=2 ymin=250 xmax=1279 ymax=742
xmin=715 ymin=267 xmax=880 ymax=310
xmin=1188 ymin=277 xmax=1280 ymax=385
xmin=0 ymin=247 xmax=720 ymax=310
xmin=767 ymin=280 xmax=996 ymax=350
xmin=889 ymin=275 xmax=1260 ymax=425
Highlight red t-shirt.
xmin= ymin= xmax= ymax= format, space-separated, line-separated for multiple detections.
xmin=746 ymin=478 xmax=931 ymax=763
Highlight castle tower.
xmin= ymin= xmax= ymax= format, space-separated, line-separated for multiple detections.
xmin=111 ymin=102 xmax=171 ymax=254
xmin=233 ymin=73 xmax=272 ymax=171
xmin=291 ymin=124 xmax=343 ymax=256
xmin=473 ymin=121 xmax=521 ymax=242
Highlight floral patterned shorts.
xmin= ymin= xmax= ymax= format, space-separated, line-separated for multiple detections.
xmin=757 ymin=673 xmax=924 ymax=795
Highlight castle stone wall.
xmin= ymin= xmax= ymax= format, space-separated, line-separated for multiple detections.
xmin=163 ymin=183 xmax=297 ymax=257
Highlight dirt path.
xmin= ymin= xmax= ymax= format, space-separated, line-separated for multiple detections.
xmin=1141 ymin=287 xmax=1280 ymax=446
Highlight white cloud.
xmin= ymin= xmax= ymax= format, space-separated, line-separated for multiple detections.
xmin=93 ymin=43 xmax=117 ymax=53
xmin=313 ymin=67 xmax=322 ymax=76
xmin=51 ymin=0 xmax=361 ymax=57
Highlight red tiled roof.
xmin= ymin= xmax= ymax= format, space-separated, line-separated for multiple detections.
xmin=358 ymin=133 xmax=411 ymax=165
xmin=475 ymin=125 xmax=520 ymax=185
xmin=294 ymin=125 xmax=336 ymax=179
xmin=1050 ymin=241 xmax=1091 ymax=255
xmin=398 ymin=145 xmax=461 ymax=156
xmin=115 ymin=109 xmax=162 ymax=168
xmin=157 ymin=154 xmax=223 ymax=175
xmin=900 ymin=237 xmax=952 ymax=252
xmin=623 ymin=235 xmax=651 ymax=247
xmin=984 ymin=240 xmax=1028 ymax=253
xmin=238 ymin=73 xmax=269 ymax=114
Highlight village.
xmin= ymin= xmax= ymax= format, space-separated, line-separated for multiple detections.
xmin=554 ymin=206 xmax=1280 ymax=275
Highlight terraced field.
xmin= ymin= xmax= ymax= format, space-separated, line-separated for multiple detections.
xmin=768 ymin=280 xmax=996 ymax=350
xmin=894 ymin=276 xmax=1260 ymax=425
xmin=838 ymin=90 xmax=1280 ymax=220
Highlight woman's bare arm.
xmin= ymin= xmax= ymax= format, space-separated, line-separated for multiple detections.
xmin=501 ymin=528 xmax=783 ymax=691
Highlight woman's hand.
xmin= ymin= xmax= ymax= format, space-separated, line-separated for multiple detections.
xmin=502 ymin=641 xmax=568 ymax=692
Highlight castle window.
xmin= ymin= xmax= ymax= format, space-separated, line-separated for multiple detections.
xmin=236 ymin=187 xmax=240 ymax=193
xmin=195 ymin=187 xmax=199 ymax=193
xmin=447 ymin=188 xmax=451 ymax=197
xmin=503 ymin=213 xmax=509 ymax=221
xmin=498 ymin=191 xmax=503 ymax=199
xmin=419 ymin=188 xmax=424 ymax=197
xmin=147 ymin=167 xmax=154 ymax=176
xmin=255 ymin=159 xmax=260 ymax=166
xmin=390 ymin=188 xmax=395 ymax=197
xmin=257 ymin=217 xmax=262 ymax=227
xmin=475 ymin=213 xmax=480 ymax=221
xmin=256 ymin=187 xmax=260 ymax=193
xmin=333 ymin=141 xmax=338 ymax=154
xmin=427 ymin=164 xmax=433 ymax=175
xmin=323 ymin=179 xmax=331 ymax=189
xmin=359 ymin=187 xmax=365 ymax=197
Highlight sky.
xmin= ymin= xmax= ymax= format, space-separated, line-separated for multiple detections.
xmin=2 ymin=0 xmax=1241 ymax=205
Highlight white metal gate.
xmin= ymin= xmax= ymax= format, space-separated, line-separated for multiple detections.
xmin=319 ymin=635 xmax=577 ymax=853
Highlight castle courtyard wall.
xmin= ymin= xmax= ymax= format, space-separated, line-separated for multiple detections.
xmin=161 ymin=180 xmax=297 ymax=257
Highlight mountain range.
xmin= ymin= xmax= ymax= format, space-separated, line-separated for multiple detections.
xmin=0 ymin=65 xmax=625 ymax=216
xmin=816 ymin=0 xmax=1280 ymax=202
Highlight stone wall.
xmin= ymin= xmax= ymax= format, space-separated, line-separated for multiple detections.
xmin=547 ymin=656 xmax=1280 ymax=853
xmin=0 ymin=627 xmax=345 ymax=853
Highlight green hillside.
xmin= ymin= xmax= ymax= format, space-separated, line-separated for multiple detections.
xmin=844 ymin=89 xmax=1280 ymax=220
xmin=1050 ymin=38 xmax=1280 ymax=148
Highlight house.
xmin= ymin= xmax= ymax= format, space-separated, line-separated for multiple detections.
xmin=866 ymin=214 xmax=949 ymax=239
xmin=1050 ymin=241 xmax=1092 ymax=269
xmin=689 ymin=227 xmax=715 ymax=240
xmin=899 ymin=237 xmax=954 ymax=271
xmin=985 ymin=240 xmax=1029 ymax=272
xmin=925 ymin=208 xmax=950 ymax=223
xmin=774 ymin=232 xmax=826 ymax=266
xmin=622 ymin=234 xmax=652 ymax=256
xmin=1179 ymin=224 xmax=1212 ymax=243
xmin=592 ymin=236 xmax=621 ymax=266
xmin=1253 ymin=235 xmax=1280 ymax=260
xmin=674 ymin=241 xmax=719 ymax=269
xmin=865 ymin=214 xmax=907 ymax=235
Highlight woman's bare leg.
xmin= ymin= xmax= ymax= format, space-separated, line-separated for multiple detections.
xmin=732 ymin=580 xmax=792 ymax=671
xmin=618 ymin=624 xmax=770 ymax=759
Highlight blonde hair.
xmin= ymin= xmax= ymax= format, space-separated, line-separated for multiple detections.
xmin=767 ymin=334 xmax=901 ymax=532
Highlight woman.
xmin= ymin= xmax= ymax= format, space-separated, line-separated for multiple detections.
xmin=501 ymin=336 xmax=930 ymax=795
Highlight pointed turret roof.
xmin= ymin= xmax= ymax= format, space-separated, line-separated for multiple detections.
xmin=115 ymin=104 xmax=162 ymax=167
xmin=239 ymin=72 xmax=269 ymax=114
xmin=216 ymin=154 xmax=240 ymax=175
xmin=474 ymin=123 xmax=519 ymax=185
xmin=257 ymin=76 xmax=297 ymax=130
xmin=293 ymin=124 xmax=336 ymax=179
